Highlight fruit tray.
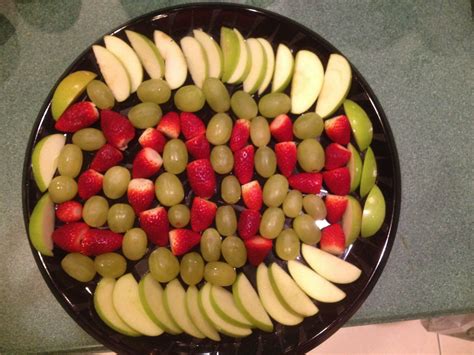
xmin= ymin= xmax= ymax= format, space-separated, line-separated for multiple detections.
xmin=22 ymin=3 xmax=400 ymax=354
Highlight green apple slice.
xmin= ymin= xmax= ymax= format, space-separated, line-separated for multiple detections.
xmin=315 ymin=54 xmax=352 ymax=119
xmin=220 ymin=27 xmax=240 ymax=82
xmin=361 ymin=185 xmax=386 ymax=238
xmin=272 ymin=44 xmax=294 ymax=93
xmin=104 ymin=35 xmax=143 ymax=93
xmin=138 ymin=273 xmax=182 ymax=334
xmin=154 ymin=30 xmax=188 ymax=89
xmin=291 ymin=50 xmax=324 ymax=114
xmin=288 ymin=261 xmax=346 ymax=303
xmin=347 ymin=143 xmax=362 ymax=192
xmin=268 ymin=263 xmax=318 ymax=317
xmin=227 ymin=29 xmax=251 ymax=84
xmin=199 ymin=283 xmax=252 ymax=338
xmin=125 ymin=30 xmax=164 ymax=79
xmin=257 ymin=38 xmax=275 ymax=95
xmin=51 ymin=71 xmax=96 ymax=120
xmin=360 ymin=146 xmax=377 ymax=198
xmin=163 ymin=279 xmax=204 ymax=338
xmin=28 ymin=193 xmax=55 ymax=256
xmin=193 ymin=29 xmax=223 ymax=79
xmin=113 ymin=273 xmax=163 ymax=336
xmin=301 ymin=244 xmax=361 ymax=284
xmin=186 ymin=286 xmax=220 ymax=341
xmin=180 ymin=36 xmax=208 ymax=88
xmin=243 ymin=38 xmax=267 ymax=94
xmin=92 ymin=45 xmax=130 ymax=102
xmin=94 ymin=277 xmax=141 ymax=336
xmin=210 ymin=285 xmax=252 ymax=328
xmin=342 ymin=195 xmax=362 ymax=246
xmin=232 ymin=273 xmax=273 ymax=332
xmin=256 ymin=264 xmax=303 ymax=326
xmin=32 ymin=133 xmax=66 ymax=192
xmin=343 ymin=99 xmax=373 ymax=151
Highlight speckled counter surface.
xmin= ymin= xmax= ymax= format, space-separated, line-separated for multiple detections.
xmin=0 ymin=0 xmax=472 ymax=352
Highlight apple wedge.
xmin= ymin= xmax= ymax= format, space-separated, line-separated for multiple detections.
xmin=210 ymin=285 xmax=252 ymax=328
xmin=271 ymin=44 xmax=293 ymax=93
xmin=227 ymin=29 xmax=251 ymax=84
xmin=104 ymin=35 xmax=143 ymax=93
xmin=92 ymin=45 xmax=130 ymax=102
xmin=343 ymin=99 xmax=373 ymax=152
xmin=28 ymin=193 xmax=55 ymax=256
xmin=220 ymin=27 xmax=240 ymax=82
xmin=257 ymin=38 xmax=275 ymax=95
xmin=342 ymin=195 xmax=362 ymax=246
xmin=361 ymin=185 xmax=386 ymax=238
xmin=180 ymin=36 xmax=208 ymax=88
xmin=113 ymin=273 xmax=163 ymax=336
xmin=291 ymin=50 xmax=324 ymax=114
xmin=243 ymin=38 xmax=266 ymax=94
xmin=193 ymin=29 xmax=223 ymax=79
xmin=32 ymin=133 xmax=66 ymax=192
xmin=186 ymin=286 xmax=220 ymax=341
xmin=154 ymin=30 xmax=188 ymax=89
xmin=360 ymin=146 xmax=377 ymax=198
xmin=347 ymin=143 xmax=362 ymax=193
xmin=125 ymin=30 xmax=164 ymax=79
xmin=315 ymin=54 xmax=352 ymax=119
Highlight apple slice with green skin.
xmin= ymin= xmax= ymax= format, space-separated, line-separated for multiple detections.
xmin=180 ymin=36 xmax=208 ymax=88
xmin=226 ymin=29 xmax=251 ymax=84
xmin=360 ymin=146 xmax=377 ymax=198
xmin=104 ymin=35 xmax=143 ymax=93
xmin=125 ymin=30 xmax=164 ymax=79
xmin=154 ymin=30 xmax=188 ymax=90
xmin=51 ymin=71 xmax=96 ymax=120
xmin=193 ymin=29 xmax=223 ymax=79
xmin=113 ymin=273 xmax=163 ymax=336
xmin=163 ymin=279 xmax=205 ymax=338
xmin=342 ymin=195 xmax=362 ymax=246
xmin=138 ymin=273 xmax=182 ymax=334
xmin=343 ymin=99 xmax=373 ymax=151
xmin=232 ymin=273 xmax=273 ymax=332
xmin=347 ymin=143 xmax=362 ymax=192
xmin=243 ymin=38 xmax=267 ymax=94
xmin=186 ymin=286 xmax=221 ymax=341
xmin=291 ymin=50 xmax=324 ymax=114
xmin=268 ymin=263 xmax=318 ymax=317
xmin=271 ymin=44 xmax=294 ymax=93
xmin=32 ymin=133 xmax=66 ymax=192
xmin=28 ymin=193 xmax=55 ymax=256
xmin=257 ymin=38 xmax=275 ymax=95
xmin=220 ymin=27 xmax=240 ymax=82
xmin=361 ymin=185 xmax=386 ymax=238
xmin=210 ymin=285 xmax=252 ymax=328
xmin=315 ymin=54 xmax=352 ymax=119
xmin=94 ymin=277 xmax=141 ymax=336
xmin=301 ymin=244 xmax=361 ymax=284
xmin=92 ymin=45 xmax=130 ymax=102
xmin=256 ymin=264 xmax=303 ymax=326
xmin=288 ymin=261 xmax=346 ymax=303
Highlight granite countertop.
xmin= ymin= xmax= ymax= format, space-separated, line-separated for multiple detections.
xmin=1 ymin=0 xmax=472 ymax=353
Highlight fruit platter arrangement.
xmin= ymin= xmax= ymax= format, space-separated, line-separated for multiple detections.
xmin=23 ymin=4 xmax=400 ymax=354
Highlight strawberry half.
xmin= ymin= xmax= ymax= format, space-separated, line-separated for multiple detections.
xmin=55 ymin=201 xmax=83 ymax=223
xmin=169 ymin=229 xmax=201 ymax=256
xmin=190 ymin=197 xmax=217 ymax=232
xmin=323 ymin=167 xmax=350 ymax=195
xmin=230 ymin=119 xmax=250 ymax=152
xmin=52 ymin=222 xmax=89 ymax=253
xmin=241 ymin=180 xmax=262 ymax=210
xmin=270 ymin=114 xmax=293 ymax=142
xmin=324 ymin=115 xmax=351 ymax=145
xmin=127 ymin=178 xmax=155 ymax=214
xmin=233 ymin=145 xmax=254 ymax=184
xmin=325 ymin=143 xmax=351 ymax=170
xmin=77 ymin=169 xmax=103 ymax=200
xmin=139 ymin=206 xmax=169 ymax=246
xmin=90 ymin=144 xmax=123 ymax=172
xmin=186 ymin=134 xmax=210 ymax=159
xmin=101 ymin=109 xmax=135 ymax=150
xmin=139 ymin=128 xmax=166 ymax=154
xmin=157 ymin=111 xmax=180 ymax=138
xmin=238 ymin=209 xmax=261 ymax=240
xmin=325 ymin=194 xmax=348 ymax=223
xmin=320 ymin=224 xmax=346 ymax=255
xmin=187 ymin=159 xmax=216 ymax=199
xmin=81 ymin=229 xmax=123 ymax=256
xmin=275 ymin=142 xmax=297 ymax=177
xmin=132 ymin=147 xmax=163 ymax=179
xmin=288 ymin=172 xmax=322 ymax=194
xmin=55 ymin=101 xmax=98 ymax=133
xmin=180 ymin=112 xmax=206 ymax=140
xmin=244 ymin=236 xmax=273 ymax=266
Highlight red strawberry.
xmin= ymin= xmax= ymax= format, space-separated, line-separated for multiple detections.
xmin=157 ymin=111 xmax=180 ymax=138
xmin=169 ymin=229 xmax=201 ymax=256
xmin=52 ymin=222 xmax=89 ymax=253
xmin=241 ymin=180 xmax=262 ymax=210
xmin=190 ymin=197 xmax=217 ymax=232
xmin=90 ymin=144 xmax=123 ymax=172
xmin=238 ymin=209 xmax=261 ymax=240
xmin=139 ymin=206 xmax=170 ymax=246
xmin=101 ymin=109 xmax=135 ymax=150
xmin=230 ymin=119 xmax=250 ymax=152
xmin=55 ymin=102 xmax=98 ymax=133
xmin=270 ymin=114 xmax=293 ymax=142
xmin=180 ymin=112 xmax=206 ymax=140
xmin=244 ymin=236 xmax=273 ymax=266
xmin=81 ymin=229 xmax=123 ymax=256
xmin=139 ymin=128 xmax=166 ymax=154
xmin=325 ymin=143 xmax=351 ymax=170
xmin=127 ymin=178 xmax=155 ymax=214
xmin=323 ymin=167 xmax=350 ymax=195
xmin=132 ymin=148 xmax=163 ymax=178
xmin=55 ymin=201 xmax=83 ymax=223
xmin=275 ymin=142 xmax=297 ymax=177
xmin=187 ymin=159 xmax=216 ymax=198
xmin=320 ymin=224 xmax=346 ymax=255
xmin=324 ymin=115 xmax=351 ymax=145
xmin=185 ymin=134 xmax=210 ymax=159
xmin=233 ymin=145 xmax=254 ymax=184
xmin=288 ymin=173 xmax=322 ymax=194
xmin=77 ymin=169 xmax=103 ymax=200
xmin=325 ymin=195 xmax=348 ymax=223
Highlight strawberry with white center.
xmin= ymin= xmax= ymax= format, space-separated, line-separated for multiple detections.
xmin=138 ymin=128 xmax=166 ymax=154
xmin=77 ymin=169 xmax=103 ymax=200
xmin=233 ymin=145 xmax=254 ymax=184
xmin=186 ymin=159 xmax=216 ymax=199
xmin=229 ymin=119 xmax=250 ymax=152
xmin=52 ymin=222 xmax=89 ymax=253
xmin=325 ymin=194 xmax=348 ymax=223
xmin=90 ymin=144 xmax=123 ymax=172
xmin=81 ymin=229 xmax=123 ymax=256
xmin=324 ymin=114 xmax=351 ymax=145
xmin=139 ymin=206 xmax=169 ymax=246
xmin=132 ymin=147 xmax=163 ymax=178
xmin=323 ymin=167 xmax=350 ymax=195
xmin=288 ymin=172 xmax=322 ymax=194
xmin=185 ymin=134 xmax=210 ymax=159
xmin=325 ymin=143 xmax=351 ymax=170
xmin=169 ymin=229 xmax=201 ymax=256
xmin=190 ymin=197 xmax=217 ymax=232
xmin=241 ymin=180 xmax=262 ymax=210
xmin=101 ymin=109 xmax=135 ymax=150
xmin=55 ymin=101 xmax=98 ymax=133
xmin=180 ymin=112 xmax=206 ymax=140
xmin=127 ymin=178 xmax=155 ymax=214
xmin=244 ymin=236 xmax=273 ymax=266
xmin=238 ymin=209 xmax=261 ymax=240
xmin=320 ymin=224 xmax=346 ymax=255
xmin=157 ymin=111 xmax=180 ymax=138
xmin=270 ymin=114 xmax=293 ymax=142
xmin=55 ymin=201 xmax=83 ymax=223
xmin=275 ymin=142 xmax=297 ymax=177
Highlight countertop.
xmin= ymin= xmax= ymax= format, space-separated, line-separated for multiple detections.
xmin=0 ymin=0 xmax=472 ymax=353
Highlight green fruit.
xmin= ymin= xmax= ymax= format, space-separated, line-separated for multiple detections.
xmin=260 ymin=207 xmax=285 ymax=239
xmin=185 ymin=285 xmax=221 ymax=341
xmin=275 ymin=229 xmax=300 ymax=260
xmin=221 ymin=236 xmax=247 ymax=268
xmin=103 ymin=166 xmax=130 ymax=199
xmin=127 ymin=30 xmax=165 ymax=82
xmin=149 ymin=247 xmax=180 ymax=283
xmin=163 ymin=139 xmax=188 ymax=174
xmin=204 ymin=261 xmax=236 ymax=286
xmin=262 ymin=174 xmax=288 ymax=207
xmin=282 ymin=190 xmax=303 ymax=218
xmin=342 ymin=196 xmax=362 ymax=246
xmin=28 ymin=193 xmax=55 ymax=256
xmin=210 ymin=145 xmax=234 ymax=174
xmin=86 ymin=79 xmax=115 ymax=109
xmin=94 ymin=252 xmax=127 ymax=278
xmin=250 ymin=116 xmax=271 ymax=147
xmin=82 ymin=195 xmax=109 ymax=227
xmin=128 ymin=102 xmax=162 ymax=129
xmin=174 ymin=85 xmax=205 ymax=112
xmin=302 ymin=194 xmax=326 ymax=220
xmin=137 ymin=79 xmax=171 ymax=104
xmin=293 ymin=112 xmax=323 ymax=139
xmin=107 ymin=203 xmax=135 ymax=233
xmin=122 ymin=228 xmax=148 ymax=261
xmin=293 ymin=214 xmax=320 ymax=244
xmin=255 ymin=146 xmax=276 ymax=178
xmin=361 ymin=185 xmax=386 ymax=238
xmin=203 ymin=77 xmax=230 ymax=113
xmin=72 ymin=128 xmax=106 ymax=151
xmin=57 ymin=144 xmax=83 ymax=178
xmin=347 ymin=143 xmax=362 ymax=192
xmin=200 ymin=228 xmax=222 ymax=262
xmin=206 ymin=113 xmax=233 ymax=145
xmin=155 ymin=172 xmax=184 ymax=206
xmin=220 ymin=27 xmax=240 ymax=83
xmin=360 ymin=146 xmax=377 ymax=198
xmin=61 ymin=253 xmax=96 ymax=282
xmin=180 ymin=252 xmax=205 ymax=286
xmin=221 ymin=175 xmax=241 ymax=204
xmin=271 ymin=44 xmax=294 ymax=93
xmin=215 ymin=205 xmax=237 ymax=237
xmin=343 ymin=99 xmax=373 ymax=151
xmin=31 ymin=134 xmax=66 ymax=192
xmin=168 ymin=204 xmax=190 ymax=228
xmin=297 ymin=139 xmax=324 ymax=172
xmin=230 ymin=90 xmax=258 ymax=120
xmin=258 ymin=93 xmax=291 ymax=118
xmin=48 ymin=175 xmax=77 ymax=203
xmin=210 ymin=284 xmax=252 ymax=328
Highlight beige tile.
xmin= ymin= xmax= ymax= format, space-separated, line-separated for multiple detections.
xmin=439 ymin=334 xmax=473 ymax=355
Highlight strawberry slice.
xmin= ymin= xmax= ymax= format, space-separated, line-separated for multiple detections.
xmin=139 ymin=206 xmax=169 ymax=246
xmin=241 ymin=180 xmax=262 ymax=210
xmin=325 ymin=143 xmax=351 ymax=170
xmin=187 ymin=159 xmax=216 ymax=198
xmin=244 ymin=236 xmax=273 ymax=266
xmin=169 ymin=229 xmax=201 ymax=256
xmin=288 ymin=172 xmax=322 ymax=194
xmin=132 ymin=147 xmax=163 ymax=179
xmin=229 ymin=119 xmax=250 ymax=152
xmin=77 ymin=169 xmax=103 ymax=200
xmin=325 ymin=194 xmax=348 ymax=223
xmin=270 ymin=114 xmax=293 ymax=142
xmin=52 ymin=222 xmax=89 ymax=253
xmin=233 ymin=145 xmax=254 ymax=184
xmin=157 ymin=111 xmax=180 ymax=138
xmin=90 ymin=144 xmax=123 ymax=172
xmin=81 ymin=229 xmax=123 ymax=256
xmin=323 ymin=167 xmax=350 ymax=195
xmin=127 ymin=178 xmax=155 ymax=214
xmin=185 ymin=134 xmax=210 ymax=159
xmin=275 ymin=142 xmax=297 ymax=177
xmin=180 ymin=112 xmax=206 ymax=140
xmin=55 ymin=201 xmax=83 ymax=223
xmin=324 ymin=115 xmax=351 ymax=145
xmin=320 ymin=224 xmax=346 ymax=255
xmin=55 ymin=102 xmax=98 ymax=133
xmin=190 ymin=197 xmax=217 ymax=232
xmin=139 ymin=128 xmax=166 ymax=154
xmin=238 ymin=209 xmax=261 ymax=240
xmin=101 ymin=109 xmax=135 ymax=150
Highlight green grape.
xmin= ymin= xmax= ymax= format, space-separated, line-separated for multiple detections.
xmin=163 ymin=139 xmax=188 ymax=174
xmin=275 ymin=229 xmax=300 ymax=260
xmin=204 ymin=261 xmax=236 ymax=286
xmin=250 ymin=116 xmax=271 ymax=147
xmin=221 ymin=236 xmax=247 ymax=268
xmin=149 ymin=247 xmax=179 ymax=283
xmin=72 ymin=128 xmax=105 ymax=151
xmin=202 ymin=77 xmax=230 ymax=113
xmin=260 ymin=207 xmax=285 ymax=239
xmin=303 ymin=194 xmax=327 ymax=220
xmin=61 ymin=253 xmax=96 ymax=282
xmin=180 ymin=252 xmax=204 ymax=286
xmin=122 ymin=228 xmax=148 ymax=261
xmin=82 ymin=195 xmax=109 ymax=227
xmin=282 ymin=190 xmax=303 ymax=218
xmin=258 ymin=92 xmax=291 ymax=118
xmin=128 ymin=102 xmax=162 ymax=129
xmin=94 ymin=252 xmax=127 ymax=278
xmin=137 ymin=79 xmax=171 ymax=104
xmin=210 ymin=145 xmax=234 ymax=174
xmin=86 ymin=80 xmax=115 ymax=109
xmin=200 ymin=228 xmax=222 ymax=262
xmin=103 ymin=166 xmax=130 ymax=199
xmin=48 ymin=176 xmax=77 ymax=203
xmin=293 ymin=112 xmax=323 ymax=139
xmin=57 ymin=144 xmax=83 ymax=178
xmin=155 ymin=172 xmax=184 ymax=206
xmin=206 ymin=113 xmax=233 ymax=145
xmin=221 ymin=175 xmax=241 ymax=204
xmin=293 ymin=214 xmax=321 ymax=244
xmin=230 ymin=90 xmax=258 ymax=119
xmin=254 ymin=146 xmax=276 ymax=178
xmin=168 ymin=204 xmax=190 ymax=228
xmin=297 ymin=139 xmax=325 ymax=172
xmin=107 ymin=203 xmax=135 ymax=233
xmin=215 ymin=205 xmax=237 ymax=237
xmin=174 ymin=85 xmax=205 ymax=112
xmin=262 ymin=174 xmax=288 ymax=207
